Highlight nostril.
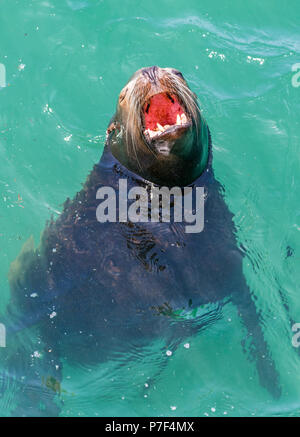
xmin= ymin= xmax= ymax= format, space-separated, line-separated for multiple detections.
xmin=142 ymin=66 xmax=158 ymax=84
xmin=151 ymin=65 xmax=158 ymax=75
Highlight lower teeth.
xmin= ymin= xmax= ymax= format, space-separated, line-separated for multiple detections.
xmin=145 ymin=113 xmax=187 ymax=138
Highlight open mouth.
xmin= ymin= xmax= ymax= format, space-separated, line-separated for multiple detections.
xmin=143 ymin=92 xmax=191 ymax=141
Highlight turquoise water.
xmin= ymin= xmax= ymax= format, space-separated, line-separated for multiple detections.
xmin=0 ymin=0 xmax=300 ymax=417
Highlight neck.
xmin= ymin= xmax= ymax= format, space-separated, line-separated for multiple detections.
xmin=108 ymin=118 xmax=211 ymax=187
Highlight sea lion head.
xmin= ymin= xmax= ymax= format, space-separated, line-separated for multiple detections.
xmin=106 ymin=66 xmax=210 ymax=186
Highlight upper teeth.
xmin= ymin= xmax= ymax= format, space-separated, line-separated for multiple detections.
xmin=181 ymin=113 xmax=187 ymax=124
xmin=144 ymin=113 xmax=187 ymax=139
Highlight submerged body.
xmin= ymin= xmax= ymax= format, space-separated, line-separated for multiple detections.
xmin=3 ymin=67 xmax=280 ymax=415
xmin=9 ymin=144 xmax=236 ymax=352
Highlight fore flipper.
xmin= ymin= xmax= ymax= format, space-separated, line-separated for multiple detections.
xmin=0 ymin=307 xmax=63 ymax=416
xmin=231 ymin=282 xmax=281 ymax=398
xmin=1 ymin=237 xmax=63 ymax=416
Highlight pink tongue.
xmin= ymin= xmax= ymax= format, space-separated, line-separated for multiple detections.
xmin=144 ymin=93 xmax=183 ymax=130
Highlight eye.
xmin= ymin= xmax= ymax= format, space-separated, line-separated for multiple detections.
xmin=173 ymin=70 xmax=184 ymax=80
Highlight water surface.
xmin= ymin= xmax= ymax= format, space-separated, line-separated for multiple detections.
xmin=0 ymin=0 xmax=300 ymax=417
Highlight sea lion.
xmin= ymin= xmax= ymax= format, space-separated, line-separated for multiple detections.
xmin=2 ymin=66 xmax=280 ymax=416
